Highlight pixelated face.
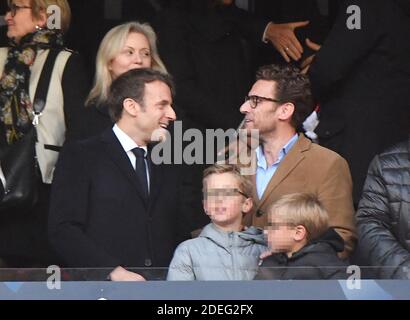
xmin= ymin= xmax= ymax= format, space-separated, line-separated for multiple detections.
xmin=5 ymin=0 xmax=45 ymax=43
xmin=240 ymin=80 xmax=281 ymax=137
xmin=264 ymin=217 xmax=297 ymax=253
xmin=109 ymin=32 xmax=152 ymax=79
xmin=203 ymin=172 xmax=249 ymax=227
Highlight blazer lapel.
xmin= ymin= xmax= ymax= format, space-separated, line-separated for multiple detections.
xmin=257 ymin=135 xmax=310 ymax=211
xmin=101 ymin=129 xmax=148 ymax=204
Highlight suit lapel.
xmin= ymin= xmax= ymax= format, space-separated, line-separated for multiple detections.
xmin=101 ymin=129 xmax=148 ymax=204
xmin=257 ymin=135 xmax=310 ymax=211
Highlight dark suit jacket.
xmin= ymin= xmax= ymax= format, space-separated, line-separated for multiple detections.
xmin=309 ymin=0 xmax=410 ymax=203
xmin=48 ymin=128 xmax=191 ymax=269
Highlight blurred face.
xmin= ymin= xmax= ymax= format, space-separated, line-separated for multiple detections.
xmin=136 ymin=80 xmax=176 ymax=145
xmin=240 ymin=80 xmax=281 ymax=138
xmin=109 ymin=32 xmax=152 ymax=79
xmin=5 ymin=0 xmax=46 ymax=43
xmin=264 ymin=216 xmax=297 ymax=253
xmin=203 ymin=173 xmax=251 ymax=229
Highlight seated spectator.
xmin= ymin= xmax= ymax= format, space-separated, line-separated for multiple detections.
xmin=234 ymin=64 xmax=356 ymax=258
xmin=356 ymin=135 xmax=410 ymax=279
xmin=82 ymin=21 xmax=167 ymax=138
xmin=256 ymin=193 xmax=348 ymax=280
xmin=167 ymin=164 xmax=267 ymax=281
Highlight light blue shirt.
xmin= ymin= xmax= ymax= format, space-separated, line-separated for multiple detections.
xmin=255 ymin=134 xmax=299 ymax=199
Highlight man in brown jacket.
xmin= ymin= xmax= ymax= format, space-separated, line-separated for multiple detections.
xmin=237 ymin=64 xmax=356 ymax=258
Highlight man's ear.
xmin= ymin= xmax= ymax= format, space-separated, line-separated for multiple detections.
xmin=277 ymin=103 xmax=295 ymax=122
xmin=242 ymin=197 xmax=253 ymax=215
xmin=294 ymin=225 xmax=307 ymax=241
xmin=123 ymin=98 xmax=142 ymax=117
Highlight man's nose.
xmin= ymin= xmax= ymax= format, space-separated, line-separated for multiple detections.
xmin=239 ymin=100 xmax=251 ymax=114
xmin=167 ymin=106 xmax=177 ymax=121
xmin=4 ymin=11 xmax=12 ymax=20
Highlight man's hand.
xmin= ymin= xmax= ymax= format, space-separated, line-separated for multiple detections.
xmin=109 ymin=266 xmax=146 ymax=281
xmin=265 ymin=21 xmax=310 ymax=62
xmin=300 ymin=38 xmax=321 ymax=74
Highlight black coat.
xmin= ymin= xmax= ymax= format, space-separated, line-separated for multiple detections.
xmin=48 ymin=129 xmax=191 ymax=270
xmin=78 ymin=103 xmax=113 ymax=139
xmin=154 ymin=3 xmax=269 ymax=130
xmin=356 ymin=136 xmax=410 ymax=279
xmin=255 ymin=228 xmax=348 ymax=280
xmin=309 ymin=0 xmax=410 ymax=203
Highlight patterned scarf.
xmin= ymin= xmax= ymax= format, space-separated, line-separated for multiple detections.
xmin=0 ymin=29 xmax=64 ymax=145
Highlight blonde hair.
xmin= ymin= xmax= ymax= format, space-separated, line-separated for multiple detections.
xmin=9 ymin=0 xmax=72 ymax=33
xmin=203 ymin=164 xmax=253 ymax=199
xmin=268 ymin=193 xmax=329 ymax=241
xmin=86 ymin=22 xmax=167 ymax=106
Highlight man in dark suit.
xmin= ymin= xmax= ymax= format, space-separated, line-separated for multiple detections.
xmin=306 ymin=0 xmax=410 ymax=204
xmin=49 ymin=69 xmax=190 ymax=281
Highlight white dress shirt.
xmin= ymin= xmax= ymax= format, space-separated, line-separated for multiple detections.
xmin=112 ymin=124 xmax=150 ymax=191
xmin=0 ymin=162 xmax=5 ymax=189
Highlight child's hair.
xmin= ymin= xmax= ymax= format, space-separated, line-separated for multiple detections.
xmin=268 ymin=193 xmax=329 ymax=241
xmin=203 ymin=164 xmax=253 ymax=199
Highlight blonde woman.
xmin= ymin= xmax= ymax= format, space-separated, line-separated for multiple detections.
xmin=0 ymin=0 xmax=88 ymax=266
xmin=83 ymin=21 xmax=167 ymax=138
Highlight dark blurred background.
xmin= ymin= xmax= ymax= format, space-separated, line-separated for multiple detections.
xmin=0 ymin=0 xmax=343 ymax=75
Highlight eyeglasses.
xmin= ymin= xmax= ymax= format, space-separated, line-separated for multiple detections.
xmin=244 ymin=95 xmax=282 ymax=109
xmin=203 ymin=188 xmax=249 ymax=199
xmin=8 ymin=3 xmax=32 ymax=17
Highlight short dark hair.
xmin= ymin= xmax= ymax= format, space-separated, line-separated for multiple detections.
xmin=256 ymin=64 xmax=315 ymax=131
xmin=107 ymin=68 xmax=175 ymax=122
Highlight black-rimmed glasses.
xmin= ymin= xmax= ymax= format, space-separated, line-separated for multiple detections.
xmin=8 ymin=3 xmax=32 ymax=17
xmin=244 ymin=95 xmax=282 ymax=109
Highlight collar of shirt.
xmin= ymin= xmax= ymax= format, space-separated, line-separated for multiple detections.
xmin=0 ymin=165 xmax=5 ymax=189
xmin=112 ymin=124 xmax=148 ymax=156
xmin=112 ymin=124 xmax=149 ymax=172
xmin=256 ymin=133 xmax=299 ymax=170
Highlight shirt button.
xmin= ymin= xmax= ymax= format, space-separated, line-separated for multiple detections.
xmin=144 ymin=259 xmax=152 ymax=267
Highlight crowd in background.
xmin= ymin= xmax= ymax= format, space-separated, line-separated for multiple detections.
xmin=0 ymin=0 xmax=409 ymax=280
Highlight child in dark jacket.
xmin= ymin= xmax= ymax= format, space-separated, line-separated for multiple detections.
xmin=255 ymin=193 xmax=348 ymax=280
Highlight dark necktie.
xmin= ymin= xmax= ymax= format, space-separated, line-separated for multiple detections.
xmin=131 ymin=147 xmax=149 ymax=198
